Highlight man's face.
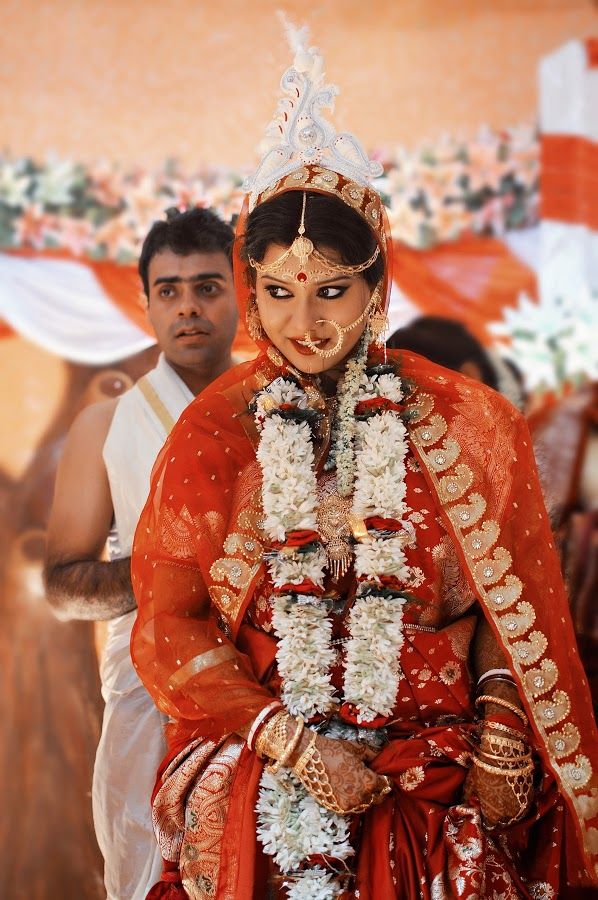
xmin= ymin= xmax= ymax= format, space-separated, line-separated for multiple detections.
xmin=146 ymin=249 xmax=238 ymax=374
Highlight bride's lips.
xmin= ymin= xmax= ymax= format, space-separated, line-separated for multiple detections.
xmin=288 ymin=337 xmax=331 ymax=356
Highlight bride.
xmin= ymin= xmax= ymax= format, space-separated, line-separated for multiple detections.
xmin=131 ymin=26 xmax=598 ymax=900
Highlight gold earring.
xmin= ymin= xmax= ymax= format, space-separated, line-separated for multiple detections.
xmin=368 ymin=284 xmax=388 ymax=347
xmin=247 ymin=296 xmax=265 ymax=342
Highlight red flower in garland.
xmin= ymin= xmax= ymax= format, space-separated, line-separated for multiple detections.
xmin=355 ymin=397 xmax=403 ymax=416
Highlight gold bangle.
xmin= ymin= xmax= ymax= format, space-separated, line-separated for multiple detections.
xmin=475 ymin=695 xmax=528 ymax=726
xmin=267 ymin=716 xmax=305 ymax=774
xmin=472 ymin=755 xmax=533 ymax=776
xmin=482 ymin=720 xmax=527 ymax=740
xmin=480 ymin=732 xmax=528 ymax=752
xmin=292 ymin=735 xmax=391 ymax=816
xmin=293 ymin=731 xmax=317 ymax=776
xmin=254 ymin=710 xmax=289 ymax=760
xmin=478 ymin=749 xmax=532 ymax=765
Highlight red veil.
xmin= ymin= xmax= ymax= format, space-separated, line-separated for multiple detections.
xmin=131 ymin=169 xmax=598 ymax=890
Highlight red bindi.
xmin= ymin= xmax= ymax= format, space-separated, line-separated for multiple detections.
xmin=297 ymin=272 xmax=308 ymax=282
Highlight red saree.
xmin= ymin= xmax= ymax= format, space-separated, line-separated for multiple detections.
xmin=131 ymin=347 xmax=598 ymax=898
xmin=131 ymin=163 xmax=597 ymax=898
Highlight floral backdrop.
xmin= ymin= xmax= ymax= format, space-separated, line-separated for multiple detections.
xmin=0 ymin=125 xmax=539 ymax=261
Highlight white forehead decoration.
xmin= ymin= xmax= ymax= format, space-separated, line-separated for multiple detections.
xmin=243 ymin=18 xmax=383 ymax=211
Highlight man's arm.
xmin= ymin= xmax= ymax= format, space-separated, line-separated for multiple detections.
xmin=44 ymin=398 xmax=136 ymax=621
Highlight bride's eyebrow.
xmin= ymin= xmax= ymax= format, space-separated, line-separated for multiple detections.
xmin=262 ymin=275 xmax=350 ymax=286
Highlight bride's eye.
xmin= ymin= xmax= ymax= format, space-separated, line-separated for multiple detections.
xmin=317 ymin=285 xmax=348 ymax=299
xmin=265 ymin=285 xmax=293 ymax=299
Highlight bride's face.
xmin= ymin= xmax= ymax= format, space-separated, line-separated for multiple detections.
xmin=254 ymin=243 xmax=372 ymax=375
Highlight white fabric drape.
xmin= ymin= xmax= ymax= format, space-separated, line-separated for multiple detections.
xmin=0 ymin=253 xmax=155 ymax=363
xmin=94 ymin=354 xmax=193 ymax=900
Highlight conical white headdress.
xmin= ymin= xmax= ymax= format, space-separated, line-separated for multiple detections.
xmin=243 ymin=18 xmax=383 ymax=210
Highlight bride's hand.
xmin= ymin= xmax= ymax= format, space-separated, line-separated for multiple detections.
xmin=288 ymin=728 xmax=391 ymax=815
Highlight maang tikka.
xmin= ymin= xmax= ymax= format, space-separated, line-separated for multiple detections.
xmin=248 ymin=191 xmax=380 ymax=284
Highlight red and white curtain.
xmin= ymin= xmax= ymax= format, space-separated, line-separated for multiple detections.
xmin=539 ymin=38 xmax=598 ymax=303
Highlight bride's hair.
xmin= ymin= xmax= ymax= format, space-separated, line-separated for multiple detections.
xmin=244 ymin=190 xmax=384 ymax=288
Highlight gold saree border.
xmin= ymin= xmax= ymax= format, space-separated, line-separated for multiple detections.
xmin=406 ymin=387 xmax=598 ymax=881
xmin=169 ymin=646 xmax=236 ymax=690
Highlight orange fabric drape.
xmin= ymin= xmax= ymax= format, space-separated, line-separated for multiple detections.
xmin=586 ymin=38 xmax=598 ymax=67
xmin=541 ymin=134 xmax=598 ymax=231
xmin=392 ymin=235 xmax=537 ymax=345
xmin=0 ymin=319 xmax=14 ymax=339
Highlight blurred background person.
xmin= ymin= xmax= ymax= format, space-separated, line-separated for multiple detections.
xmin=43 ymin=208 xmax=237 ymax=900
xmin=387 ymin=315 xmax=526 ymax=409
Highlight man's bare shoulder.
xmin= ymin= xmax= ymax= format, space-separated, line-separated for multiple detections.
xmin=67 ymin=397 xmax=120 ymax=448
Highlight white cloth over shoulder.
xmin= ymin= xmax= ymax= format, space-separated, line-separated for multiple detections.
xmin=93 ymin=354 xmax=194 ymax=900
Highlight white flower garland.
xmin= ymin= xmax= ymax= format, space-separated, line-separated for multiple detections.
xmin=257 ymin=411 xmax=319 ymax=542
xmin=326 ymin=329 xmax=370 ymax=496
xmin=256 ymin=768 xmax=353 ymax=875
xmin=268 ymin=547 xmax=327 ymax=589
xmin=271 ymin=594 xmax=337 ymax=719
xmin=352 ymin=411 xmax=409 ymax=520
xmin=253 ymin=358 xmax=416 ymax=893
xmin=343 ymin=594 xmax=405 ymax=721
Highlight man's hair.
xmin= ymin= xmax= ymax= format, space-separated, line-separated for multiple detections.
xmin=139 ymin=207 xmax=234 ymax=297
xmin=387 ymin=316 xmax=499 ymax=390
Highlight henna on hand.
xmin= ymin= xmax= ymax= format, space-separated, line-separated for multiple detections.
xmin=289 ymin=728 xmax=389 ymax=814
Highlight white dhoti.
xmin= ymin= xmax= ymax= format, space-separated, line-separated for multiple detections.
xmin=92 ymin=354 xmax=193 ymax=900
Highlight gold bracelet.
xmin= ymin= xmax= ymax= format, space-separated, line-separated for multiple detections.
xmin=478 ymin=749 xmax=532 ymax=766
xmin=482 ymin=720 xmax=527 ymax=740
xmin=293 ymin=734 xmax=392 ymax=815
xmin=475 ymin=695 xmax=528 ymax=726
xmin=480 ymin=732 xmax=528 ymax=753
xmin=473 ymin=753 xmax=535 ymax=826
xmin=473 ymin=755 xmax=533 ymax=776
xmin=293 ymin=731 xmax=317 ymax=775
xmin=267 ymin=716 xmax=305 ymax=775
xmin=254 ymin=711 xmax=289 ymax=760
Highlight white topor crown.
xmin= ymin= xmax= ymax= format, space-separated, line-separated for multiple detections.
xmin=243 ymin=17 xmax=383 ymax=209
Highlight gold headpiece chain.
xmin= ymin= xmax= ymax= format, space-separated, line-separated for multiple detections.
xmin=248 ymin=191 xmax=380 ymax=283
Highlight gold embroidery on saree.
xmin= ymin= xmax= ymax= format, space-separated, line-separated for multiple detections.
xmin=169 ymin=646 xmax=236 ymax=690
xmin=407 ymin=386 xmax=595 ymax=834
xmin=473 ymin=547 xmax=512 ymax=586
xmin=561 ymin=756 xmax=592 ymax=791
xmin=547 ymin=723 xmax=581 ymax=759
xmin=438 ymin=465 xmax=474 ymax=503
xmin=413 ymin=413 xmax=447 ymax=446
xmin=446 ymin=493 xmax=487 ymax=531
xmin=202 ymin=511 xmax=226 ymax=557
xmin=486 ymin=575 xmax=523 ymax=612
xmin=534 ymin=691 xmax=571 ymax=727
xmin=462 ymin=520 xmax=500 ymax=559
xmin=152 ymin=737 xmax=219 ymax=863
xmin=523 ymin=659 xmax=558 ymax=698
xmin=180 ymin=737 xmax=244 ymax=900
xmin=208 ymin=462 xmax=265 ymax=625
xmin=512 ymin=631 xmax=547 ymax=666
xmin=425 ymin=438 xmax=461 ymax=473
xmin=161 ymin=505 xmax=203 ymax=559
xmin=431 ymin=534 xmax=477 ymax=621
xmin=499 ymin=601 xmax=536 ymax=639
